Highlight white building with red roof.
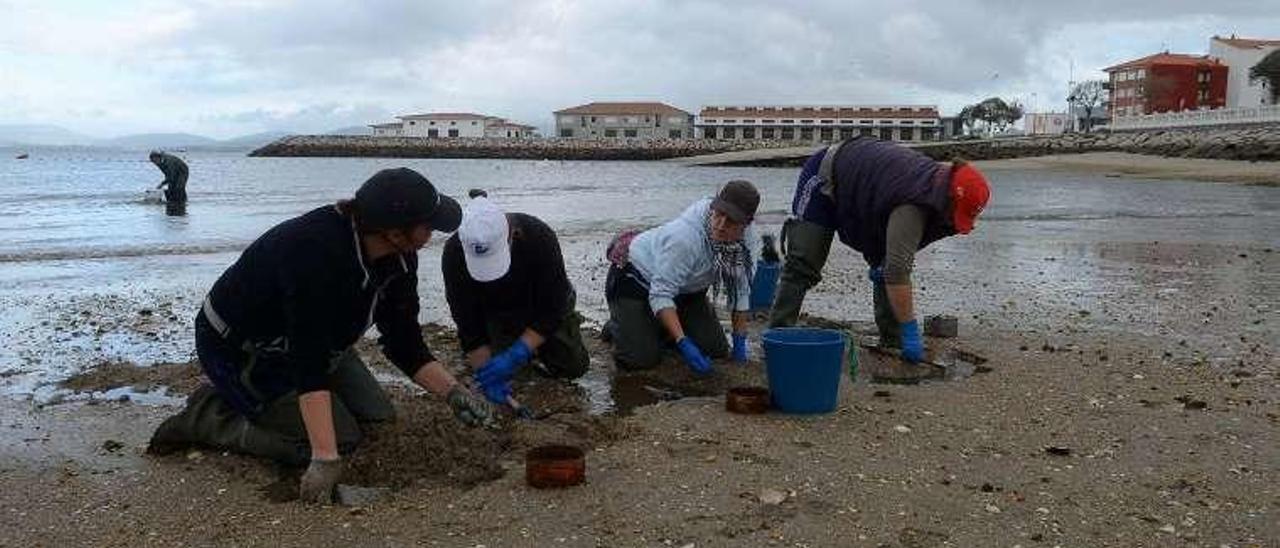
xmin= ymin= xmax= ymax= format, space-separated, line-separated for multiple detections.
xmin=1209 ymin=35 xmax=1280 ymax=107
xmin=369 ymin=113 xmax=538 ymax=138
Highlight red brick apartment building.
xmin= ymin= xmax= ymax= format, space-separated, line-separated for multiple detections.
xmin=1104 ymin=53 xmax=1228 ymax=118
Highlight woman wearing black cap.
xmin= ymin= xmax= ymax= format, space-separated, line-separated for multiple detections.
xmin=604 ymin=180 xmax=761 ymax=374
xmin=147 ymin=167 xmax=498 ymax=504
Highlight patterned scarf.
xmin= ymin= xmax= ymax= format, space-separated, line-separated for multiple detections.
xmin=706 ymin=211 xmax=751 ymax=311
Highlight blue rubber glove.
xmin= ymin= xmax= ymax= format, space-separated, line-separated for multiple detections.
xmin=900 ymin=319 xmax=924 ymax=363
xmin=476 ymin=378 xmax=512 ymax=407
xmin=868 ymin=266 xmax=885 ymax=285
xmin=731 ymin=333 xmax=749 ymax=363
xmin=676 ymin=337 xmax=713 ymax=375
xmin=474 ymin=339 xmax=533 ymax=405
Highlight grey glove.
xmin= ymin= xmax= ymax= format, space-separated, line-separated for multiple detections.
xmin=447 ymin=384 xmax=499 ymax=429
xmin=299 ymin=457 xmax=342 ymax=504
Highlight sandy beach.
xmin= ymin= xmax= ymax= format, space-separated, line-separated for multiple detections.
xmin=978 ymin=152 xmax=1280 ymax=186
xmin=1 ymin=154 xmax=1277 ymax=547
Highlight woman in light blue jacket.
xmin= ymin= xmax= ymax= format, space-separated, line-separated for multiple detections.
xmin=604 ymin=180 xmax=760 ymax=373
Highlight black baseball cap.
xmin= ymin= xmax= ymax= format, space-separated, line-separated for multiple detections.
xmin=711 ymin=179 xmax=760 ymax=224
xmin=354 ymin=168 xmax=462 ymax=232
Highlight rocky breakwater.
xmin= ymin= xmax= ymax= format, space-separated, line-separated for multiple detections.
xmin=249 ymin=135 xmax=803 ymax=161
xmin=916 ymin=125 xmax=1280 ymax=163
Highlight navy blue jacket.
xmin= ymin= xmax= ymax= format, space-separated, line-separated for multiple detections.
xmin=205 ymin=206 xmax=434 ymax=393
xmin=829 ymin=139 xmax=956 ymax=265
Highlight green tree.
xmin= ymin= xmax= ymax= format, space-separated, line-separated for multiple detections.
xmin=1249 ymin=49 xmax=1280 ymax=104
xmin=1067 ymin=80 xmax=1107 ymax=133
xmin=973 ymin=97 xmax=1023 ymax=134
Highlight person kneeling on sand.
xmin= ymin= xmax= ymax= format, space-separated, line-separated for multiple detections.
xmin=147 ymin=167 xmax=498 ymax=504
xmin=768 ymin=138 xmax=991 ymax=364
xmin=603 ymin=180 xmax=760 ymax=373
xmin=442 ymin=193 xmax=589 ymax=411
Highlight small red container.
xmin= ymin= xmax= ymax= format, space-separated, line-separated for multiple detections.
xmin=525 ymin=445 xmax=585 ymax=488
xmin=726 ymin=386 xmax=770 ymax=414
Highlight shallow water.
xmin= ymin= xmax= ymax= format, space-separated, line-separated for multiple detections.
xmin=1 ymin=149 xmax=1277 ymax=399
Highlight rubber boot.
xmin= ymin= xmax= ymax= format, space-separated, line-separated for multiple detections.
xmin=872 ymin=280 xmax=901 ymax=348
xmin=768 ymin=219 xmax=835 ymax=328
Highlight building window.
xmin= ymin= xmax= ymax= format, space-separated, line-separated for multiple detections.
xmin=742 ymin=119 xmax=756 ymax=124
xmin=899 ymin=127 xmax=913 ymax=141
xmin=781 ymin=127 xmax=795 ymax=140
xmin=669 ymin=129 xmax=683 ymax=139
xmin=428 ymin=121 xmax=435 ymax=125
xmin=448 ymin=129 xmax=459 ymax=137
xmin=409 ymin=121 xmax=416 ymax=125
xmin=839 ymin=128 xmax=854 ymax=139
xmin=742 ymin=127 xmax=755 ymax=139
xmin=590 ymin=116 xmax=597 ymax=123
xmin=762 ymin=127 xmax=775 ymax=139
xmin=879 ymin=127 xmax=893 ymax=140
xmin=471 ymin=121 xmax=478 ymax=125
xmin=605 ymin=116 xmax=618 ymax=124
xmin=801 ymin=120 xmax=815 ymax=125
xmin=762 ymin=119 xmax=775 ymax=123
xmin=723 ymin=127 xmax=737 ymax=139
xmin=704 ymin=127 xmax=717 ymax=139
xmin=920 ymin=128 xmax=935 ymax=140
xmin=782 ymin=119 xmax=795 ymax=124
xmin=624 ymin=129 xmax=638 ymax=138
xmin=450 ymin=121 xmax=456 ymax=126
xmin=428 ymin=129 xmax=438 ymax=138
xmin=860 ymin=127 xmax=874 ymax=137
xmin=580 ymin=117 xmax=587 ymax=127
xmin=605 ymin=129 xmax=617 ymax=138
xmin=819 ymin=128 xmax=833 ymax=141
xmin=800 ymin=127 xmax=813 ymax=140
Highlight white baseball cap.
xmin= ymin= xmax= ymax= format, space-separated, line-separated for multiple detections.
xmin=459 ymin=197 xmax=511 ymax=282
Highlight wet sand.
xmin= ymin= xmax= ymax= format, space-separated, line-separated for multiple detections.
xmin=2 ymin=159 xmax=1278 ymax=546
xmin=978 ymin=152 xmax=1280 ymax=186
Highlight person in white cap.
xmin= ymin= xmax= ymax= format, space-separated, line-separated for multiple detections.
xmin=442 ymin=194 xmax=589 ymax=407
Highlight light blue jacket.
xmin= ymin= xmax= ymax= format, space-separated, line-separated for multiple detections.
xmin=628 ymin=198 xmax=758 ymax=314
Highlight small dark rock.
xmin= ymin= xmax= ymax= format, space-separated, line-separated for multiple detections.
xmin=873 ymin=390 xmax=892 ymax=398
xmin=980 ymin=482 xmax=995 ymax=492
xmin=101 ymin=439 xmax=124 ymax=453
xmin=1044 ymin=446 xmax=1072 ymax=457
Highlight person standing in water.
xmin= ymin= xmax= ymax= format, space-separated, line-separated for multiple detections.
xmin=149 ymin=150 xmax=188 ymax=215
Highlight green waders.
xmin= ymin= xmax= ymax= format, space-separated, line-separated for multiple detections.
xmin=482 ymin=306 xmax=591 ymax=380
xmin=607 ymin=290 xmax=730 ymax=371
xmin=150 ymin=349 xmax=394 ymax=466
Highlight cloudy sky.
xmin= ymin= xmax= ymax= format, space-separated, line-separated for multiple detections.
xmin=2 ymin=0 xmax=1278 ymax=138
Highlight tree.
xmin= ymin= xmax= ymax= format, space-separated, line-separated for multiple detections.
xmin=1249 ymin=49 xmax=1280 ymax=105
xmin=1067 ymin=80 xmax=1107 ymax=133
xmin=959 ymin=104 xmax=981 ymax=136
xmin=972 ymin=97 xmax=1023 ymax=134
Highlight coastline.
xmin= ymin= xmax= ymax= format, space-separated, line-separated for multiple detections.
xmin=977 ymin=151 xmax=1280 ymax=185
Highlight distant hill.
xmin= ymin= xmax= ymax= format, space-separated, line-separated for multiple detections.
xmin=99 ymin=133 xmax=221 ymax=150
xmin=325 ymin=126 xmax=372 ymax=136
xmin=0 ymin=124 xmax=94 ymax=146
xmin=219 ymin=131 xmax=293 ymax=148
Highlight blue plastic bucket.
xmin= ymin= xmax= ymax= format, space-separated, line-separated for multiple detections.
xmin=749 ymin=261 xmax=780 ymax=311
xmin=761 ymin=328 xmax=846 ymax=414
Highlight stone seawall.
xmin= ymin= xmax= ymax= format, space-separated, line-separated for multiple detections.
xmin=913 ymin=125 xmax=1280 ymax=163
xmin=250 ymin=126 xmax=1280 ymax=164
xmin=249 ymin=135 xmax=801 ymax=161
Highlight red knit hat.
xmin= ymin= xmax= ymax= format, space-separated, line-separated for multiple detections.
xmin=950 ymin=163 xmax=991 ymax=234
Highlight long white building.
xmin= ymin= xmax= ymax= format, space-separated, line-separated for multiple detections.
xmin=368 ymin=113 xmax=537 ymax=138
xmin=696 ymin=105 xmax=941 ymax=143
xmin=1209 ymin=35 xmax=1280 ymax=108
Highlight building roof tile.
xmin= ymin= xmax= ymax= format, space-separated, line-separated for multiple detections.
xmin=1104 ymin=53 xmax=1224 ymax=71
xmin=696 ymin=105 xmax=940 ymax=119
xmin=554 ymin=102 xmax=690 ymax=116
